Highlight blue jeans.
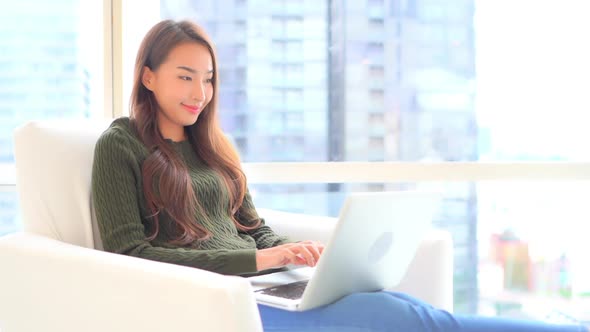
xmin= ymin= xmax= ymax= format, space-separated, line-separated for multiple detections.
xmin=259 ymin=291 xmax=586 ymax=332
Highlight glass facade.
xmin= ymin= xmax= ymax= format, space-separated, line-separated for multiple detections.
xmin=161 ymin=0 xmax=479 ymax=313
xmin=0 ymin=190 xmax=18 ymax=236
xmin=0 ymin=0 xmax=103 ymax=235
xmin=1 ymin=0 xmax=589 ymax=320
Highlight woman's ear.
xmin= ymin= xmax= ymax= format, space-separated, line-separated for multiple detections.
xmin=142 ymin=66 xmax=155 ymax=91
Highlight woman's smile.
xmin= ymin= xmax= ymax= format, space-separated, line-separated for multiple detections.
xmin=181 ymin=103 xmax=201 ymax=114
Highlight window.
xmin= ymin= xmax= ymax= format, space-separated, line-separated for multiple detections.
xmin=368 ymin=136 xmax=384 ymax=149
xmin=285 ymin=0 xmax=304 ymax=15
xmin=418 ymin=2 xmax=445 ymax=21
xmin=368 ymin=18 xmax=385 ymax=30
xmin=368 ymin=65 xmax=385 ymax=82
xmin=369 ymin=89 xmax=385 ymax=108
xmin=233 ymin=114 xmax=248 ymax=135
xmin=0 ymin=0 xmax=104 ymax=236
xmin=284 ymin=112 xmax=304 ymax=132
xmin=285 ymin=41 xmax=304 ymax=55
xmin=17 ymin=0 xmax=582 ymax=320
xmin=272 ymin=16 xmax=304 ymax=38
xmin=369 ymin=112 xmax=385 ymax=125
xmin=366 ymin=42 xmax=385 ymax=64
xmin=284 ymin=88 xmax=303 ymax=105
xmin=234 ymin=20 xmax=247 ymax=40
xmin=367 ymin=0 xmax=384 ymax=19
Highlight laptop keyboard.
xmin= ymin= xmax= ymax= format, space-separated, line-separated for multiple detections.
xmin=255 ymin=280 xmax=309 ymax=300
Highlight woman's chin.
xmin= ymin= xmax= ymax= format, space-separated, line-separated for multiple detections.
xmin=183 ymin=114 xmax=200 ymax=126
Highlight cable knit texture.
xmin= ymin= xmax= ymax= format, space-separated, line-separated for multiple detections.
xmin=91 ymin=117 xmax=290 ymax=275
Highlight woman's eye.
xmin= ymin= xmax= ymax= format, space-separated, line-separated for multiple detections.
xmin=205 ymin=78 xmax=213 ymax=83
xmin=179 ymin=76 xmax=192 ymax=81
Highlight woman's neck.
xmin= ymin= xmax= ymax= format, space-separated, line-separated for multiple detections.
xmin=157 ymin=114 xmax=187 ymax=142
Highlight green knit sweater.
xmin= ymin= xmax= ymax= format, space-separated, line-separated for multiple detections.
xmin=91 ymin=117 xmax=290 ymax=275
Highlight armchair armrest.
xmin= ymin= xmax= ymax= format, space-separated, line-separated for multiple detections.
xmin=260 ymin=208 xmax=454 ymax=312
xmin=390 ymin=229 xmax=454 ymax=312
xmin=0 ymin=233 xmax=263 ymax=332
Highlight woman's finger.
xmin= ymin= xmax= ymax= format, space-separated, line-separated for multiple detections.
xmin=294 ymin=244 xmax=316 ymax=267
xmin=304 ymin=243 xmax=322 ymax=262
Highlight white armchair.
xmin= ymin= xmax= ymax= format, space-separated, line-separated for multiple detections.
xmin=0 ymin=120 xmax=454 ymax=332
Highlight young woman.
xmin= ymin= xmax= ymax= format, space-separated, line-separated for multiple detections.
xmin=91 ymin=19 xmax=587 ymax=332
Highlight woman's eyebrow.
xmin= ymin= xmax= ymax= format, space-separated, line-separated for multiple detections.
xmin=177 ymin=66 xmax=214 ymax=74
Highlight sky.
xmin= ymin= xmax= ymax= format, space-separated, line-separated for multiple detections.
xmin=475 ymin=0 xmax=590 ymax=160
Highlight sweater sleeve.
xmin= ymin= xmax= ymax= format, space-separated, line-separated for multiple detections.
xmin=91 ymin=129 xmax=257 ymax=275
xmin=237 ymin=191 xmax=292 ymax=249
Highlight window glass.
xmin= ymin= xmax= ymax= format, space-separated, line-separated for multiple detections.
xmin=0 ymin=0 xmax=104 ymax=236
xmin=158 ymin=0 xmax=590 ymax=319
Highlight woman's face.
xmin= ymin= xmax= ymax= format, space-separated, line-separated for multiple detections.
xmin=142 ymin=42 xmax=214 ymax=141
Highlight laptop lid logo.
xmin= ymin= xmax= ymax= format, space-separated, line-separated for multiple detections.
xmin=368 ymin=231 xmax=393 ymax=264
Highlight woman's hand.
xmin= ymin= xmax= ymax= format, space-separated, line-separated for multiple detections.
xmin=255 ymin=241 xmax=325 ymax=271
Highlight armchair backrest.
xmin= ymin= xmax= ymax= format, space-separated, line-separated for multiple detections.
xmin=13 ymin=119 xmax=111 ymax=249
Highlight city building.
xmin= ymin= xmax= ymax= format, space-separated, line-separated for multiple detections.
xmin=161 ymin=0 xmax=478 ymax=313
xmin=0 ymin=0 xmax=94 ymax=236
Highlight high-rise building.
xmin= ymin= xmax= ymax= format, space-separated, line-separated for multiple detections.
xmin=0 ymin=0 xmax=92 ymax=236
xmin=0 ymin=0 xmax=478 ymax=312
xmin=162 ymin=0 xmax=478 ymax=313
xmin=326 ymin=0 xmax=479 ymax=313
xmin=0 ymin=1 xmax=90 ymax=162
xmin=0 ymin=192 xmax=18 ymax=237
xmin=329 ymin=0 xmax=478 ymax=313
xmin=162 ymin=0 xmax=329 ymax=163
xmin=161 ymin=0 xmax=331 ymax=215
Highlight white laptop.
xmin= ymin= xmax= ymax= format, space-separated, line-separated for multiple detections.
xmin=248 ymin=190 xmax=439 ymax=311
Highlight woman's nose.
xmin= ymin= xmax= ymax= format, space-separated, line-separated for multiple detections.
xmin=192 ymin=83 xmax=206 ymax=102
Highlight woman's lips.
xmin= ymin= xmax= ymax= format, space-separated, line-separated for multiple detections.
xmin=182 ymin=103 xmax=200 ymax=114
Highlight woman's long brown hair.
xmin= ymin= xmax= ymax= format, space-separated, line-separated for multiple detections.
xmin=129 ymin=19 xmax=260 ymax=245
